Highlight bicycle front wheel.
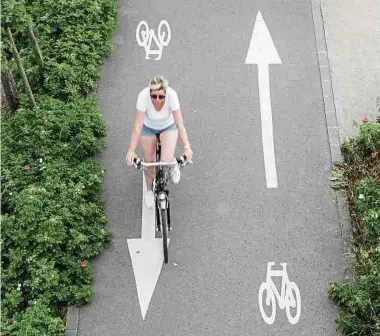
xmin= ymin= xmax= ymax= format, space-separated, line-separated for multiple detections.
xmin=159 ymin=208 xmax=169 ymax=263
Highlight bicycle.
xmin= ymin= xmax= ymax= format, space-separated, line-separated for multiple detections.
xmin=133 ymin=133 xmax=188 ymax=263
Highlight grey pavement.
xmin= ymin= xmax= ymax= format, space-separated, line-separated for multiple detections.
xmin=73 ymin=0 xmax=346 ymax=335
xmin=321 ymin=0 xmax=380 ymax=139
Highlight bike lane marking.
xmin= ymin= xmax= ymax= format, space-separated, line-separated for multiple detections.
xmin=245 ymin=11 xmax=281 ymax=188
xmin=127 ymin=173 xmax=169 ymax=320
xmin=136 ymin=20 xmax=171 ymax=60
xmin=258 ymin=262 xmax=301 ymax=325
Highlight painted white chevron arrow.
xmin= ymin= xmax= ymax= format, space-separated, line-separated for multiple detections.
xmin=246 ymin=11 xmax=282 ymax=188
xmin=127 ymin=173 xmax=169 ymax=320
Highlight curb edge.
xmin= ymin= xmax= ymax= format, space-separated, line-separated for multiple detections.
xmin=310 ymin=0 xmax=352 ymax=278
xmin=65 ymin=305 xmax=79 ymax=335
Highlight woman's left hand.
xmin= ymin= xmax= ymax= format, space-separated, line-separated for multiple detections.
xmin=183 ymin=147 xmax=193 ymax=164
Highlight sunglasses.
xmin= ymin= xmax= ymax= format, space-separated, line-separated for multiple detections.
xmin=150 ymin=94 xmax=166 ymax=100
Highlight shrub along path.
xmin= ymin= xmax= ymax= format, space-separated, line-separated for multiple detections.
xmin=329 ymin=106 xmax=380 ymax=335
xmin=1 ymin=0 xmax=119 ymax=334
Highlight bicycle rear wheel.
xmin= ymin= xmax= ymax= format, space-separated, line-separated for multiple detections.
xmin=159 ymin=208 xmax=169 ymax=263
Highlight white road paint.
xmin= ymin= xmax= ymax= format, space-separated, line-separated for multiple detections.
xmin=245 ymin=11 xmax=281 ymax=188
xmin=127 ymin=173 xmax=169 ymax=320
xmin=136 ymin=20 xmax=171 ymax=60
xmin=258 ymin=262 xmax=301 ymax=325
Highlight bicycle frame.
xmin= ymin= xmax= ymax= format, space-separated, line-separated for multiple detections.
xmin=132 ymin=135 xmax=188 ymax=263
xmin=133 ymin=136 xmax=187 ymax=231
xmin=140 ymin=159 xmax=176 ymax=211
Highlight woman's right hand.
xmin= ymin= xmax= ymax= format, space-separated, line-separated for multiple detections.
xmin=125 ymin=149 xmax=137 ymax=166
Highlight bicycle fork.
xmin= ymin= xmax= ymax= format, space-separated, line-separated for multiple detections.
xmin=156 ymin=190 xmax=171 ymax=231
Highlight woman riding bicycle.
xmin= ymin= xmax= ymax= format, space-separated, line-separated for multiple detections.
xmin=125 ymin=75 xmax=193 ymax=208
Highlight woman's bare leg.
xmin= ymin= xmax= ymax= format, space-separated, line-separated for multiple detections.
xmin=160 ymin=130 xmax=179 ymax=184
xmin=140 ymin=135 xmax=157 ymax=190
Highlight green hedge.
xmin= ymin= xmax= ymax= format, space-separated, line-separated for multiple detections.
xmin=1 ymin=0 xmax=119 ymax=334
xmin=1 ymin=96 xmax=113 ymax=334
xmin=1 ymin=0 xmax=118 ymax=100
xmin=329 ymin=111 xmax=380 ymax=335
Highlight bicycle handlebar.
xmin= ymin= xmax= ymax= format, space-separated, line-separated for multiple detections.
xmin=133 ymin=155 xmax=188 ymax=169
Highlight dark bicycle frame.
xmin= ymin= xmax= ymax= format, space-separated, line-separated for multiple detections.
xmin=133 ymin=133 xmax=186 ymax=232
xmin=133 ymin=134 xmax=187 ymax=263
xmin=154 ymin=133 xmax=172 ymax=231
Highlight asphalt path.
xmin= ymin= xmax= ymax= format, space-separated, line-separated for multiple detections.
xmin=78 ymin=0 xmax=345 ymax=334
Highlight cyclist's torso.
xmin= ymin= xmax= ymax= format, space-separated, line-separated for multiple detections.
xmin=136 ymin=86 xmax=180 ymax=130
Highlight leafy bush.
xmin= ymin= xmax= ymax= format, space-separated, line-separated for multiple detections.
xmin=1 ymin=298 xmax=66 ymax=335
xmin=1 ymin=1 xmax=119 ymax=334
xmin=1 ymin=0 xmax=119 ymax=101
xmin=1 ymin=95 xmax=107 ymax=208
xmin=328 ymin=112 xmax=380 ymax=335
xmin=1 ymin=97 xmax=113 ymax=333
xmin=355 ymin=178 xmax=380 ymax=242
xmin=32 ymin=0 xmax=118 ymax=100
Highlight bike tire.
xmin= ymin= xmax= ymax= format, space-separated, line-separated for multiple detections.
xmin=160 ymin=208 xmax=169 ymax=263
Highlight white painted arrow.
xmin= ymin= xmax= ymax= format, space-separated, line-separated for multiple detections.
xmin=127 ymin=173 xmax=169 ymax=320
xmin=245 ymin=11 xmax=281 ymax=188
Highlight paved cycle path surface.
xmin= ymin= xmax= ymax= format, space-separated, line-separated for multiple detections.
xmin=78 ymin=0 xmax=344 ymax=335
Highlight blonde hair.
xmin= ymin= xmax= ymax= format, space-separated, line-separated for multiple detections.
xmin=149 ymin=75 xmax=168 ymax=91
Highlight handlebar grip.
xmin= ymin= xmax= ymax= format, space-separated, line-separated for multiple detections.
xmin=133 ymin=157 xmax=142 ymax=168
xmin=178 ymin=155 xmax=187 ymax=166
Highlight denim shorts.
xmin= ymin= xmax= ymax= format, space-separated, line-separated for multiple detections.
xmin=141 ymin=123 xmax=178 ymax=137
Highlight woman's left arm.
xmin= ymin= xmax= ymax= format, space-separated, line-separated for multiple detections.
xmin=173 ymin=109 xmax=193 ymax=163
xmin=173 ymin=109 xmax=190 ymax=147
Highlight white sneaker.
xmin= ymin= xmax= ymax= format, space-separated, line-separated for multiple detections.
xmin=144 ymin=190 xmax=154 ymax=208
xmin=170 ymin=163 xmax=180 ymax=184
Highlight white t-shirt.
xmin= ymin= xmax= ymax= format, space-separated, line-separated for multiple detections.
xmin=136 ymin=86 xmax=180 ymax=130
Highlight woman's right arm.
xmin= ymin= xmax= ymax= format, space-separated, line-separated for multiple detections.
xmin=126 ymin=109 xmax=145 ymax=165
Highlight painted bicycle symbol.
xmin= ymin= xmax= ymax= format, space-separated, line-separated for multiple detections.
xmin=136 ymin=20 xmax=171 ymax=60
xmin=258 ymin=262 xmax=301 ymax=325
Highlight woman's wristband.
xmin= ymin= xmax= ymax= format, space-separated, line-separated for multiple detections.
xmin=183 ymin=144 xmax=190 ymax=149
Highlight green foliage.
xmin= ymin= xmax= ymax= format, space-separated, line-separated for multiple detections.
xmin=34 ymin=0 xmax=119 ymax=100
xmin=329 ymin=279 xmax=379 ymax=335
xmin=341 ymin=122 xmax=380 ymax=169
xmin=1 ymin=100 xmax=112 ymax=300
xmin=1 ymin=0 xmax=118 ymax=334
xmin=1 ymin=298 xmax=66 ymax=335
xmin=331 ymin=122 xmax=380 ymax=191
xmin=1 ymin=0 xmax=119 ymax=101
xmin=1 ymin=0 xmax=32 ymax=35
xmin=328 ymin=112 xmax=380 ymax=335
xmin=328 ymin=241 xmax=380 ymax=335
xmin=1 ymin=96 xmax=113 ymax=333
xmin=1 ymin=95 xmax=107 ymax=206
xmin=355 ymin=178 xmax=380 ymax=242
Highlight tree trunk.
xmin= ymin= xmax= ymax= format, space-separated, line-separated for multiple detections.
xmin=1 ymin=67 xmax=19 ymax=113
xmin=26 ymin=23 xmax=43 ymax=66
xmin=5 ymin=24 xmax=37 ymax=108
